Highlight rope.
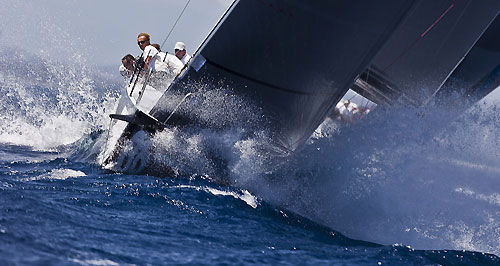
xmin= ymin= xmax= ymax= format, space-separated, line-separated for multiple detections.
xmin=160 ymin=0 xmax=191 ymax=49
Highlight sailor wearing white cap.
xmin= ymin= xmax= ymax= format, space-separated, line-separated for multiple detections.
xmin=174 ymin=41 xmax=192 ymax=65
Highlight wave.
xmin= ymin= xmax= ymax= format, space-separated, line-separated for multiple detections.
xmin=0 ymin=47 xmax=122 ymax=150
xmin=3 ymin=42 xmax=500 ymax=255
xmin=228 ymin=97 xmax=500 ymax=254
xmin=95 ymin=86 xmax=500 ymax=254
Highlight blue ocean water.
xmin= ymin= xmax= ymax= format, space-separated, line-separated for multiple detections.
xmin=1 ymin=143 xmax=499 ymax=265
xmin=1 ymin=46 xmax=500 ymax=265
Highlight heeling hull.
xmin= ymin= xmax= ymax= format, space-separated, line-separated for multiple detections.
xmin=367 ymin=0 xmax=500 ymax=106
xmin=151 ymin=0 xmax=416 ymax=151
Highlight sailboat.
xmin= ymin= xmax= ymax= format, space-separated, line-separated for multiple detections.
xmin=102 ymin=0 xmax=500 ymax=173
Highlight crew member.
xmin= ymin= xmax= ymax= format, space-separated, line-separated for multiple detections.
xmin=174 ymin=41 xmax=191 ymax=65
xmin=151 ymin=43 xmax=184 ymax=76
xmin=119 ymin=54 xmax=135 ymax=78
xmin=137 ymin=33 xmax=175 ymax=89
xmin=336 ymin=99 xmax=358 ymax=123
xmin=137 ymin=33 xmax=161 ymax=71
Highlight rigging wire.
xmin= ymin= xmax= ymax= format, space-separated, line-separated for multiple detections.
xmin=160 ymin=0 xmax=191 ymax=49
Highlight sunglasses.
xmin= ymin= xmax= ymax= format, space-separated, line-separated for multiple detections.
xmin=137 ymin=40 xmax=147 ymax=45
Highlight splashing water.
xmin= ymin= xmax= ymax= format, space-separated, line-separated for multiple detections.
xmin=1 ymin=0 xmax=499 ymax=254
xmin=2 ymin=1 xmax=499 ymax=263
xmin=0 ymin=47 xmax=120 ymax=150
xmin=0 ymin=0 xmax=122 ymax=150
xmin=2 ymin=40 xmax=499 ymax=254
xmin=225 ymin=98 xmax=500 ymax=254
xmin=112 ymin=83 xmax=500 ymax=254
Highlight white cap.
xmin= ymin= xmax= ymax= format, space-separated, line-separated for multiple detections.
xmin=174 ymin=42 xmax=185 ymax=51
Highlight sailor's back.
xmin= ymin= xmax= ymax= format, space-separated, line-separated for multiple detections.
xmin=158 ymin=52 xmax=183 ymax=74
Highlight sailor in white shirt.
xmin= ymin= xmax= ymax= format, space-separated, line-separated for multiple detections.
xmin=137 ymin=33 xmax=178 ymax=90
xmin=119 ymin=54 xmax=135 ymax=79
xmin=174 ymin=41 xmax=192 ymax=65
xmin=335 ymin=99 xmax=358 ymax=123
xmin=137 ymin=33 xmax=160 ymax=71
xmin=151 ymin=43 xmax=184 ymax=76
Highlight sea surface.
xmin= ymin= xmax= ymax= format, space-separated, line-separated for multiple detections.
xmin=1 ymin=47 xmax=500 ymax=265
xmin=1 ymin=144 xmax=499 ymax=266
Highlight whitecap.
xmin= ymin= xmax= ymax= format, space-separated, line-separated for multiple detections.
xmin=20 ymin=168 xmax=86 ymax=181
xmin=172 ymin=185 xmax=259 ymax=208
xmin=69 ymin=258 xmax=123 ymax=266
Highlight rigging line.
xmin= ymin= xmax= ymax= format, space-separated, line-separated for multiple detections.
xmin=420 ymin=3 xmax=455 ymax=38
xmin=365 ymin=66 xmax=370 ymax=84
xmin=160 ymin=0 xmax=191 ymax=49
xmin=382 ymin=2 xmax=455 ymax=72
xmin=363 ymin=100 xmax=370 ymax=109
xmin=348 ymin=94 xmax=357 ymax=101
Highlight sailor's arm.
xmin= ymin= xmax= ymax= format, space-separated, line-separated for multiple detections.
xmin=143 ymin=56 xmax=152 ymax=70
xmin=141 ymin=46 xmax=157 ymax=70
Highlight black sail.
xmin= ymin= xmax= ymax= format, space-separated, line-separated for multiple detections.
xmin=151 ymin=0 xmax=416 ymax=151
xmin=364 ymin=0 xmax=500 ymax=106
